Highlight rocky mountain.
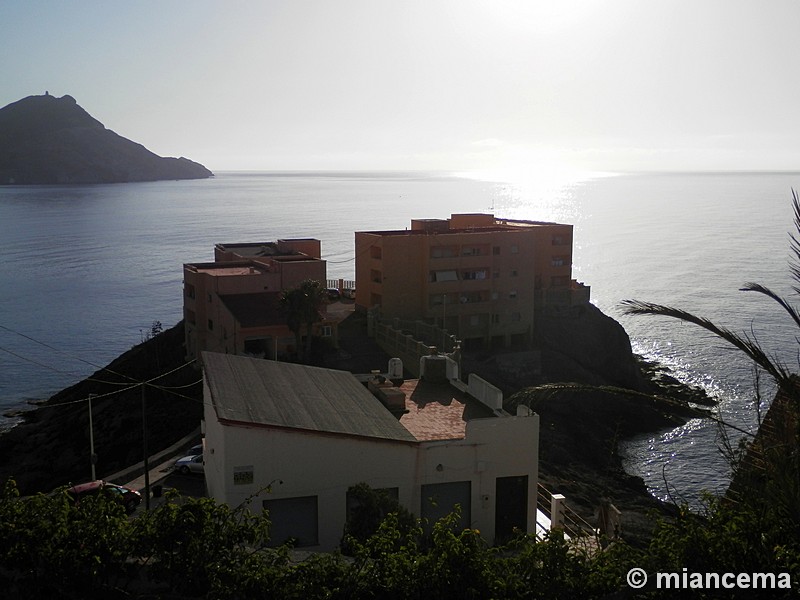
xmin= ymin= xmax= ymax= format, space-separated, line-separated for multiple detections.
xmin=0 ymin=93 xmax=212 ymax=184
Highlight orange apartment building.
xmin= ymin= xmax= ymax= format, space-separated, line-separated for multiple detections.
xmin=355 ymin=214 xmax=589 ymax=350
xmin=183 ymin=239 xmax=333 ymax=363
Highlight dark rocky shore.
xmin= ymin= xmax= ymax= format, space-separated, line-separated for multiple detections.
xmin=0 ymin=322 xmax=202 ymax=493
xmin=0 ymin=306 xmax=710 ymax=545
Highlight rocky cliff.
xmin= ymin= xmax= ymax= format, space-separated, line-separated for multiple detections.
xmin=0 ymin=322 xmax=202 ymax=494
xmin=0 ymin=94 xmax=212 ymax=184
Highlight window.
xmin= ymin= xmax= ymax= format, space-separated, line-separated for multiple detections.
xmin=551 ymin=256 xmax=567 ymax=267
xmin=263 ymin=496 xmax=319 ymax=547
xmin=321 ymin=325 xmax=332 ymax=337
xmin=208 ymin=293 xmax=213 ymax=303
xmin=462 ymin=269 xmax=488 ymax=280
xmin=244 ymin=337 xmax=271 ymax=355
xmin=371 ymin=269 xmax=382 ymax=284
xmin=431 ymin=270 xmax=458 ymax=282
xmin=511 ymin=269 xmax=518 ymax=277
xmin=207 ymin=319 xmax=214 ymax=331
xmin=185 ymin=283 xmax=196 ymax=299
xmin=510 ymin=244 xmax=519 ymax=254
xmin=493 ymin=270 xmax=500 ymax=279
xmin=431 ymin=246 xmax=456 ymax=258
xmin=491 ymin=291 xmax=499 ymax=300
xmin=511 ymin=312 xmax=521 ymax=322
xmin=470 ymin=314 xmax=481 ymax=326
xmin=461 ymin=246 xmax=481 ymax=256
xmin=429 ymin=294 xmax=446 ymax=307
xmin=185 ymin=309 xmax=196 ymax=325
xmin=509 ymin=291 xmax=517 ymax=299
xmin=459 ymin=292 xmax=484 ymax=304
xmin=492 ymin=313 xmax=500 ymax=324
xmin=370 ymin=245 xmax=382 ymax=259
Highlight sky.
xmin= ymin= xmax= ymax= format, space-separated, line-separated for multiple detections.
xmin=3 ymin=0 xmax=800 ymax=175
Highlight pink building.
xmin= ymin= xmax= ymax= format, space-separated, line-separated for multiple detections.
xmin=183 ymin=239 xmax=334 ymax=363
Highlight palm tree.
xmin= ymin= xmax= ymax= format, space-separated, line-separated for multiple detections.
xmin=280 ymin=279 xmax=327 ymax=363
xmin=621 ymin=190 xmax=800 ymax=520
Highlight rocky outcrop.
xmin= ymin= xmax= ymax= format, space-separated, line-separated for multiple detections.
xmin=534 ymin=303 xmax=646 ymax=389
xmin=0 ymin=322 xmax=202 ymax=495
xmin=0 ymin=94 xmax=213 ymax=184
xmin=461 ymin=303 xmax=711 ymax=545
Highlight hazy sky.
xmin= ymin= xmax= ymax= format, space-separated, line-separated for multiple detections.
xmin=3 ymin=0 xmax=800 ymax=175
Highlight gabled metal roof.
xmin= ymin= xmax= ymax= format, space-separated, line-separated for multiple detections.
xmin=202 ymin=352 xmax=417 ymax=443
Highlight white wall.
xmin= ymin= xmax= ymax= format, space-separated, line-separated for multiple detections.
xmin=416 ymin=414 xmax=539 ymax=542
xmin=204 ymin=406 xmax=418 ymax=550
xmin=204 ymin=392 xmax=539 ymax=550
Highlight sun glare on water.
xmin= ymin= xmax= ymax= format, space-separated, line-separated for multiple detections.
xmin=454 ymin=162 xmax=617 ymax=224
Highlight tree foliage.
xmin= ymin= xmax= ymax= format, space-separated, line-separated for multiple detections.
xmin=280 ymin=279 xmax=328 ymax=363
xmin=3 ymin=477 xmax=800 ymax=598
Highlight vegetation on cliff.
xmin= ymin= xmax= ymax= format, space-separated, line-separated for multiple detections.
xmin=0 ymin=94 xmax=212 ymax=184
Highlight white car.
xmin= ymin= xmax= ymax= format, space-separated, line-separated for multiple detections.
xmin=174 ymin=454 xmax=204 ymax=475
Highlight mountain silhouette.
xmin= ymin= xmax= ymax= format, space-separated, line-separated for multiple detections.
xmin=0 ymin=93 xmax=212 ymax=184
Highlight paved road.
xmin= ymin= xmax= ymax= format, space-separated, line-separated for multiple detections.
xmin=130 ymin=469 xmax=206 ymax=514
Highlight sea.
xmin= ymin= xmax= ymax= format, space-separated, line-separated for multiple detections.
xmin=1 ymin=170 xmax=799 ymax=506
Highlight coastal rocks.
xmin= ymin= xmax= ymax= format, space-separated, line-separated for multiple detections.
xmin=0 ymin=94 xmax=212 ymax=184
xmin=0 ymin=322 xmax=202 ymax=495
xmin=534 ymin=303 xmax=646 ymax=390
xmin=462 ymin=302 xmax=710 ymax=543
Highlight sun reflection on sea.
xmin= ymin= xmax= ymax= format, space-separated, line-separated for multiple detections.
xmin=453 ymin=164 xmax=619 ymax=224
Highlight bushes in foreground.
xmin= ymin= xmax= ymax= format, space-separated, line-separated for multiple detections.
xmin=1 ymin=478 xmax=798 ymax=599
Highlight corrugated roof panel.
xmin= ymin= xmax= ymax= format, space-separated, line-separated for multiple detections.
xmin=203 ymin=352 xmax=416 ymax=442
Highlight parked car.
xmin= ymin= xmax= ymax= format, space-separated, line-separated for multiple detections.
xmin=175 ymin=454 xmax=204 ymax=475
xmin=342 ymin=288 xmax=356 ymax=299
xmin=66 ymin=480 xmax=142 ymax=514
xmin=188 ymin=443 xmax=203 ymax=456
xmin=326 ymin=288 xmax=341 ymax=301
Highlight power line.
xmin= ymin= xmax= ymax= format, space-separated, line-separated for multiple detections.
xmin=0 ymin=323 xmax=203 ymax=407
xmin=0 ymin=323 xmax=154 ymax=386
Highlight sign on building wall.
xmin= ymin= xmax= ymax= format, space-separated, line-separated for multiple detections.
xmin=233 ymin=465 xmax=254 ymax=485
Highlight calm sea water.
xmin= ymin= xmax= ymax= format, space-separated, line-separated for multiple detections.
xmin=1 ymin=170 xmax=798 ymax=504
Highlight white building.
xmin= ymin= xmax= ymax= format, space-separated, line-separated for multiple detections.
xmin=202 ymin=351 xmax=539 ymax=551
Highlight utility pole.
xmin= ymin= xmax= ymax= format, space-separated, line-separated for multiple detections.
xmin=142 ymin=384 xmax=150 ymax=510
xmin=442 ymin=293 xmax=447 ymax=351
xmin=88 ymin=393 xmax=97 ymax=480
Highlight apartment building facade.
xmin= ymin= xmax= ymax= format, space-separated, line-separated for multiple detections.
xmin=355 ymin=214 xmax=589 ymax=350
xmin=183 ymin=239 xmax=331 ymax=363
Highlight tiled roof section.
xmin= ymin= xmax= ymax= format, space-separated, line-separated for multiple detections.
xmin=397 ymin=379 xmax=495 ymax=441
xmin=202 ymin=352 xmax=417 ymax=443
xmin=218 ymin=292 xmax=284 ymax=328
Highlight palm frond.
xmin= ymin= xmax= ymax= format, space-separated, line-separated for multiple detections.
xmin=514 ymin=382 xmax=755 ymax=438
xmin=620 ymin=299 xmax=791 ymax=385
xmin=789 ymin=188 xmax=800 ymax=292
xmin=740 ymin=282 xmax=800 ymax=330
